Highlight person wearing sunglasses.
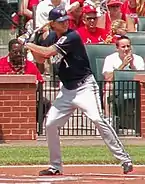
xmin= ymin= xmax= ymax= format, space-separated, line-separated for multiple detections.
xmin=77 ymin=5 xmax=107 ymax=44
xmin=96 ymin=0 xmax=135 ymax=33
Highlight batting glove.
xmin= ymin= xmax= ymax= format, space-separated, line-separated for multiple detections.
xmin=17 ymin=28 xmax=35 ymax=45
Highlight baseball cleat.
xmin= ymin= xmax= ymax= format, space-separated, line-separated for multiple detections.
xmin=39 ymin=167 xmax=62 ymax=176
xmin=122 ymin=162 xmax=133 ymax=174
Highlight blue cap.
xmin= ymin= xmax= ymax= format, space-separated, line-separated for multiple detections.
xmin=48 ymin=7 xmax=69 ymax=22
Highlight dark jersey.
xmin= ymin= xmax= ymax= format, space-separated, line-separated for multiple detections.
xmin=40 ymin=29 xmax=92 ymax=90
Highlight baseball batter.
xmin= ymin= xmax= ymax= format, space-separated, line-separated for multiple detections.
xmin=18 ymin=7 xmax=133 ymax=176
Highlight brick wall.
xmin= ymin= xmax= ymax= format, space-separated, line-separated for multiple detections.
xmin=0 ymin=75 xmax=37 ymax=140
xmin=134 ymin=74 xmax=145 ymax=137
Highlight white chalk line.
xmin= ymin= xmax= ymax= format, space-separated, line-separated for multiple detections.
xmin=0 ymin=173 xmax=145 ymax=178
xmin=0 ymin=176 xmax=142 ymax=182
xmin=0 ymin=173 xmax=145 ymax=182
xmin=0 ymin=164 xmax=145 ymax=168
xmin=0 ymin=165 xmax=145 ymax=182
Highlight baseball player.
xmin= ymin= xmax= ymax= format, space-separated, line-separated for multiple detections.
xmin=18 ymin=7 xmax=133 ymax=176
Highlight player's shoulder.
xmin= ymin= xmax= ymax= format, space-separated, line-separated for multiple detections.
xmin=65 ymin=29 xmax=79 ymax=36
xmin=56 ymin=29 xmax=81 ymax=43
xmin=39 ymin=31 xmax=57 ymax=46
xmin=66 ymin=29 xmax=82 ymax=41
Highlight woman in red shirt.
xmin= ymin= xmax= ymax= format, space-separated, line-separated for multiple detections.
xmin=97 ymin=0 xmax=135 ymax=33
xmin=121 ymin=0 xmax=138 ymax=25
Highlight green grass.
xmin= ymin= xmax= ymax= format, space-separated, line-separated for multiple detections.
xmin=0 ymin=145 xmax=145 ymax=165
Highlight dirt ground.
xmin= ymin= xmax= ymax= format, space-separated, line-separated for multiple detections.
xmin=0 ymin=165 xmax=145 ymax=183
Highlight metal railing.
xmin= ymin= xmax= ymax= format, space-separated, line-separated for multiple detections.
xmin=37 ymin=76 xmax=141 ymax=137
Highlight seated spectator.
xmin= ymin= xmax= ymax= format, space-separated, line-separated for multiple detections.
xmin=68 ymin=0 xmax=84 ymax=29
xmin=0 ymin=39 xmax=52 ymax=125
xmin=68 ymin=0 xmax=101 ymax=30
xmin=96 ymin=0 xmax=135 ymax=33
xmin=77 ymin=5 xmax=107 ymax=43
xmin=0 ymin=39 xmax=44 ymax=84
xmin=102 ymin=35 xmax=145 ymax=117
xmin=121 ymin=0 xmax=138 ymax=22
xmin=104 ymin=19 xmax=127 ymax=44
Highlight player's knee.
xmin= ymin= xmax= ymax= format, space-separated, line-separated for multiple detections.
xmin=91 ymin=116 xmax=104 ymax=126
xmin=45 ymin=119 xmax=55 ymax=129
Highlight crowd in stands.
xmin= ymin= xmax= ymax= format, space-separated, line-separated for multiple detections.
xmin=1 ymin=0 xmax=145 ymax=120
xmin=10 ymin=0 xmax=145 ymax=46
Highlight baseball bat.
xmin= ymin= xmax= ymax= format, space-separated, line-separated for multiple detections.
xmin=32 ymin=21 xmax=51 ymax=33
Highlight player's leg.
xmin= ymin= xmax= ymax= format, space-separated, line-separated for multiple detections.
xmin=74 ymin=75 xmax=133 ymax=174
xmin=39 ymin=87 xmax=76 ymax=175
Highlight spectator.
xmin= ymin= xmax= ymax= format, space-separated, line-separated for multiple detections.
xmin=102 ymin=35 xmax=145 ymax=117
xmin=11 ymin=0 xmax=40 ymax=36
xmin=104 ymin=19 xmax=127 ymax=44
xmin=121 ymin=0 xmax=137 ymax=16
xmin=77 ymin=5 xmax=107 ymax=43
xmin=121 ymin=0 xmax=138 ymax=28
xmin=68 ymin=0 xmax=102 ymax=30
xmin=0 ymin=39 xmax=51 ymax=128
xmin=68 ymin=0 xmax=84 ymax=29
xmin=97 ymin=0 xmax=135 ymax=32
xmin=20 ymin=0 xmax=40 ymax=20
xmin=121 ymin=0 xmax=145 ymax=17
xmin=0 ymin=39 xmax=44 ymax=84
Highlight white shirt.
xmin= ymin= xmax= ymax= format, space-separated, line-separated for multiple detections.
xmin=102 ymin=52 xmax=145 ymax=74
xmin=35 ymin=0 xmax=70 ymax=28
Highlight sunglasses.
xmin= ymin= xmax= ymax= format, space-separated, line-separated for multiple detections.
xmin=109 ymin=5 xmax=120 ymax=8
xmin=86 ymin=17 xmax=97 ymax=21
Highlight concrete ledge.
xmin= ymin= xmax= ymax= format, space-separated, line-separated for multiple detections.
xmin=0 ymin=136 xmax=145 ymax=147
xmin=0 ymin=75 xmax=36 ymax=83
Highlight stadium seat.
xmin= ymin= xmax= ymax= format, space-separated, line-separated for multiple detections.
xmin=137 ymin=16 xmax=145 ymax=31
xmin=85 ymin=44 xmax=115 ymax=59
xmin=113 ymin=70 xmax=143 ymax=132
xmin=113 ymin=70 xmax=139 ymax=99
xmin=132 ymin=45 xmax=145 ymax=58
xmin=85 ymin=44 xmax=145 ymax=62
xmin=126 ymin=32 xmax=145 ymax=45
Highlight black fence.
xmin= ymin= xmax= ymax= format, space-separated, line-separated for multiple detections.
xmin=37 ymin=75 xmax=141 ymax=137
xmin=0 ymin=3 xmax=142 ymax=137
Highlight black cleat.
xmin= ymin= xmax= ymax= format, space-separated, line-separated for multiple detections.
xmin=39 ymin=167 xmax=61 ymax=176
xmin=122 ymin=162 xmax=133 ymax=174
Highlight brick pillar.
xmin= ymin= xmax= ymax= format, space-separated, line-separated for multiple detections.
xmin=0 ymin=75 xmax=37 ymax=140
xmin=134 ymin=74 xmax=145 ymax=138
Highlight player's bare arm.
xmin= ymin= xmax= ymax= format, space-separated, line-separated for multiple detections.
xmin=25 ymin=43 xmax=57 ymax=61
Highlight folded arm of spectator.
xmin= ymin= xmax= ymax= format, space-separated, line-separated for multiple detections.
xmin=20 ymin=0 xmax=33 ymax=19
xmin=126 ymin=15 xmax=136 ymax=32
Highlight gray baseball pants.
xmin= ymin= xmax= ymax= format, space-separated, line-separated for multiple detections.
xmin=45 ymin=74 xmax=132 ymax=172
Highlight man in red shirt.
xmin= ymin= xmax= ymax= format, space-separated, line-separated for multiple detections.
xmin=77 ymin=5 xmax=107 ymax=44
xmin=0 ymin=39 xmax=44 ymax=84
